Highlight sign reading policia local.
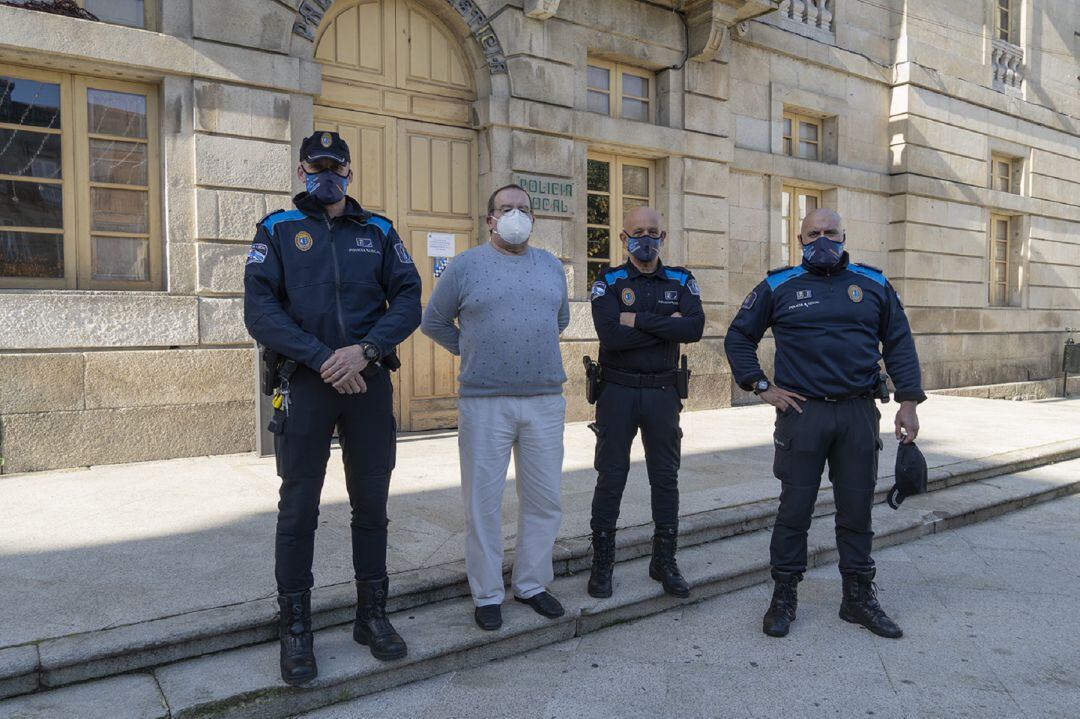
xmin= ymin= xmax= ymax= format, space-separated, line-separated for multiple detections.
xmin=513 ymin=174 xmax=575 ymax=217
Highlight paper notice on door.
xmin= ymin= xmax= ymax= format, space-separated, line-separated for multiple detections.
xmin=426 ymin=232 xmax=455 ymax=257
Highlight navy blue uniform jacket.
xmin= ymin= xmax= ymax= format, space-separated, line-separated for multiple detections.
xmin=591 ymin=260 xmax=706 ymax=373
xmin=243 ymin=192 xmax=422 ymax=372
xmin=724 ymin=253 xmax=926 ymax=402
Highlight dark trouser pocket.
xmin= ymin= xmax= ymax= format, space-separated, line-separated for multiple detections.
xmin=773 ymin=432 xmax=792 ymax=480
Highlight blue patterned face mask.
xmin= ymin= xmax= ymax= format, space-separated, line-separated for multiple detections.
xmin=304 ymin=170 xmax=349 ymax=205
xmin=626 ymin=234 xmax=663 ymax=262
xmin=802 ymin=236 xmax=845 ymax=269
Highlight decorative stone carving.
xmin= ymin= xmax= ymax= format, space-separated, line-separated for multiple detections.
xmin=677 ymin=0 xmax=782 ymax=62
xmin=524 ymin=0 xmax=560 ymax=20
xmin=992 ymin=38 xmax=1024 ymax=92
xmin=291 ymin=0 xmax=508 ymax=75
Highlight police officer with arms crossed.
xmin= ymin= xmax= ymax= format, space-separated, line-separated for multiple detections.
xmin=244 ymin=131 xmax=421 ymax=685
xmin=586 ymin=206 xmax=705 ymax=599
xmin=724 ymin=208 xmax=924 ymax=640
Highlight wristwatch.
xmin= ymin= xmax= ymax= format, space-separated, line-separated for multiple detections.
xmin=359 ymin=342 xmax=381 ymax=362
xmin=753 ymin=379 xmax=771 ymax=395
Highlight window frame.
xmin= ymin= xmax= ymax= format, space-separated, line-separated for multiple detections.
xmin=0 ymin=63 xmax=161 ymax=291
xmin=74 ymin=0 xmax=154 ymax=30
xmin=995 ymin=0 xmax=1011 ymax=44
xmin=988 ymin=213 xmax=1012 ymax=307
xmin=781 ymin=184 xmax=823 ymax=267
xmin=586 ymin=151 xmax=655 ymax=287
xmin=991 ymin=154 xmax=1013 ymax=193
xmin=782 ymin=111 xmax=823 ymax=162
xmin=585 ymin=58 xmax=655 ymax=124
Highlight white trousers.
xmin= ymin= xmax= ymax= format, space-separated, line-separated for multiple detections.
xmin=458 ymin=393 xmax=566 ymax=606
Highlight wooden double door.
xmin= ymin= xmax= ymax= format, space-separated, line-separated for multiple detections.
xmin=314 ymin=0 xmax=477 ymax=431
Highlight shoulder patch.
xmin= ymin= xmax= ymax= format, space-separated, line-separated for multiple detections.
xmin=259 ymin=209 xmax=305 ymax=235
xmin=849 ymin=263 xmax=887 ymax=287
xmin=246 ymin=242 xmax=268 ymax=265
xmin=591 ymin=280 xmax=607 ymax=300
xmin=687 ymin=278 xmax=700 ymax=296
xmin=366 ymin=214 xmax=393 ymax=235
xmin=603 ymin=268 xmax=628 ymax=284
xmin=765 ymin=266 xmax=807 ymax=290
xmin=663 ymin=268 xmax=689 ymax=286
xmin=741 ymin=290 xmax=757 ymax=310
xmin=394 ymin=242 xmax=413 ymax=264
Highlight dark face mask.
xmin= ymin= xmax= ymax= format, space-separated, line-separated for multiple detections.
xmin=802 ymin=236 xmax=845 ymax=269
xmin=304 ymin=169 xmax=349 ymax=205
xmin=626 ymin=234 xmax=663 ymax=262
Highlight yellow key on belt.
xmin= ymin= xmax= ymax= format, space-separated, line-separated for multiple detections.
xmin=272 ymin=391 xmax=284 ymax=410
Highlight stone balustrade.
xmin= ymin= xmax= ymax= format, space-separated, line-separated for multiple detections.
xmin=777 ymin=0 xmax=833 ymax=32
xmin=992 ymin=38 xmax=1024 ymax=91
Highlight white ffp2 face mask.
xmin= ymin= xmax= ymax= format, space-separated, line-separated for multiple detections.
xmin=495 ymin=209 xmax=533 ymax=245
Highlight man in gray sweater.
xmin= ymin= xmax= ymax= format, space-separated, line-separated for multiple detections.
xmin=421 ymin=184 xmax=570 ymax=631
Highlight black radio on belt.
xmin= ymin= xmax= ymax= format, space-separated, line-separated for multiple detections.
xmin=675 ymin=354 xmax=691 ymax=400
xmin=583 ymin=356 xmax=602 ymax=405
xmin=360 ymin=350 xmax=402 ymax=379
xmin=874 ymin=373 xmax=891 ymax=404
xmin=260 ymin=346 xmax=282 ymax=396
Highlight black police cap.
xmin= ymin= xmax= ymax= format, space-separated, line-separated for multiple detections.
xmin=300 ymin=131 xmax=351 ymax=164
xmin=887 ymin=441 xmax=928 ymax=509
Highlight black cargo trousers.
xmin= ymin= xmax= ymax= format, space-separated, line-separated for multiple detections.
xmin=271 ymin=365 xmax=396 ymax=594
xmin=769 ymin=396 xmax=882 ymax=575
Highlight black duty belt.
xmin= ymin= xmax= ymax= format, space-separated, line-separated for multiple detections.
xmin=814 ymin=392 xmax=873 ymax=402
xmin=602 ymin=367 xmax=678 ymax=388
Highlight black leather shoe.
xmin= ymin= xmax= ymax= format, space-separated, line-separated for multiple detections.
xmin=474 ymin=604 xmax=502 ymax=630
xmin=648 ymin=526 xmax=691 ymax=598
xmin=514 ymin=591 xmax=565 ymax=618
xmin=353 ymin=577 xmax=408 ymax=661
xmin=839 ymin=570 xmax=903 ymax=639
xmin=762 ymin=570 xmax=801 ymax=638
xmin=588 ymin=528 xmax=616 ymax=599
xmin=277 ymin=591 xmax=317 ymax=686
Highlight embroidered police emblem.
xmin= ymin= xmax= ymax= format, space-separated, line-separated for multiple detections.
xmin=591 ymin=281 xmax=607 ymax=300
xmin=356 ymin=237 xmax=373 ymax=248
xmin=688 ymin=278 xmax=700 ymax=296
xmin=394 ymin=243 xmax=413 ymax=264
xmin=294 ymin=231 xmax=313 ymax=252
xmin=320 ymin=132 xmax=332 ymax=148
xmin=664 ymin=290 xmax=678 ymax=301
xmin=621 ymin=288 xmax=636 ymax=306
xmin=796 ymin=289 xmax=812 ymax=300
xmin=848 ymin=284 xmax=863 ymax=303
xmin=741 ymin=291 xmax=757 ymax=310
xmin=246 ymin=243 xmax=267 ymax=265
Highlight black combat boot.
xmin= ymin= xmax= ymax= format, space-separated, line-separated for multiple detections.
xmin=762 ymin=571 xmax=801 ymax=637
xmin=648 ymin=525 xmax=690 ymax=598
xmin=839 ymin=570 xmax=903 ymax=639
xmin=587 ymin=528 xmax=617 ymax=598
xmin=353 ymin=577 xmax=408 ymax=660
xmin=277 ymin=590 xmax=317 ymax=686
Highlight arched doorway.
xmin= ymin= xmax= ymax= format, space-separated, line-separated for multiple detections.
xmin=314 ymin=0 xmax=477 ymax=431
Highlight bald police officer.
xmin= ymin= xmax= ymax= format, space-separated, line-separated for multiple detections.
xmin=724 ymin=208 xmax=924 ymax=640
xmin=245 ymin=131 xmax=421 ymax=685
xmin=587 ymin=206 xmax=705 ymax=599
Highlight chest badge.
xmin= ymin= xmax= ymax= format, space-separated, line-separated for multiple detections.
xmin=796 ymin=289 xmax=812 ymax=300
xmin=664 ymin=290 xmax=678 ymax=301
xmin=294 ymin=231 xmax=314 ymax=252
xmin=847 ymin=284 xmax=863 ymax=303
xmin=621 ymin=288 xmax=636 ymax=306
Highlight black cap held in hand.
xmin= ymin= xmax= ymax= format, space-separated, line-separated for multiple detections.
xmin=300 ymin=131 xmax=350 ymax=164
xmin=888 ymin=441 xmax=928 ymax=509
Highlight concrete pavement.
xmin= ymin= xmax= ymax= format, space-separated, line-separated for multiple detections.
xmin=3 ymin=395 xmax=1080 ymax=650
xmin=293 ymin=493 xmax=1080 ymax=719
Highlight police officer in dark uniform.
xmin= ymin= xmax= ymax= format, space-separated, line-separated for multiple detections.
xmin=244 ymin=131 xmax=421 ymax=684
xmin=724 ymin=208 xmax=924 ymax=640
xmin=586 ymin=206 xmax=705 ymax=599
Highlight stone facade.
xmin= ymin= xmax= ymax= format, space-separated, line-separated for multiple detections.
xmin=0 ymin=0 xmax=1077 ymax=472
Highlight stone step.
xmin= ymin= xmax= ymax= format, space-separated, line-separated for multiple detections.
xmin=2 ymin=460 xmax=1078 ymax=719
xmin=2 ymin=437 xmax=1078 ymax=702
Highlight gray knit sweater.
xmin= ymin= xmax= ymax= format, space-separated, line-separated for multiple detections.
xmin=420 ymin=242 xmax=570 ymax=397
